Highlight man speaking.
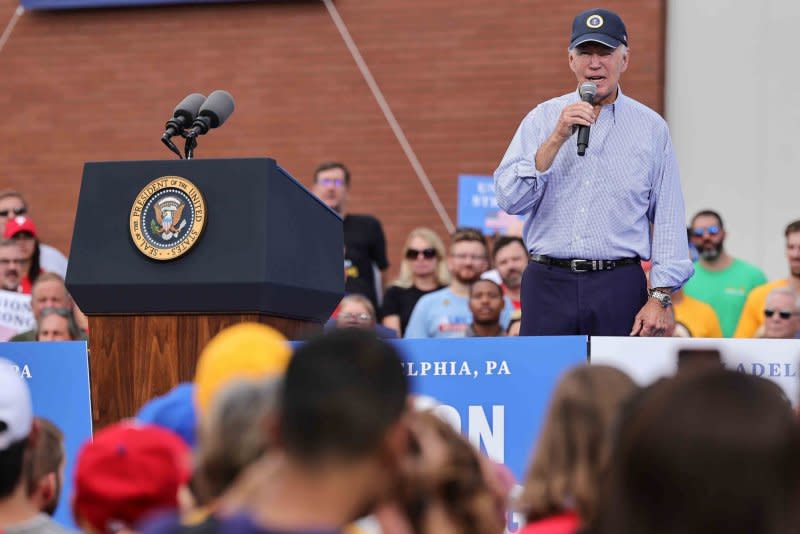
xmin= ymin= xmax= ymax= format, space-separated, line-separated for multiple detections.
xmin=494 ymin=8 xmax=692 ymax=337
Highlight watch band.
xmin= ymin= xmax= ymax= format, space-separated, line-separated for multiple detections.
xmin=648 ymin=288 xmax=672 ymax=308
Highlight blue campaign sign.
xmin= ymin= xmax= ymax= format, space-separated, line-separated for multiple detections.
xmin=394 ymin=336 xmax=587 ymax=480
xmin=457 ymin=174 xmax=525 ymax=235
xmin=21 ymin=0 xmax=262 ymax=9
xmin=0 ymin=341 xmax=92 ymax=528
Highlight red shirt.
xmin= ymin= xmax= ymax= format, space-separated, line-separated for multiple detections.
xmin=19 ymin=275 xmax=32 ymax=295
xmin=518 ymin=512 xmax=580 ymax=534
xmin=501 ymin=283 xmax=521 ymax=310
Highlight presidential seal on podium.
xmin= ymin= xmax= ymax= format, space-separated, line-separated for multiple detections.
xmin=129 ymin=176 xmax=206 ymax=260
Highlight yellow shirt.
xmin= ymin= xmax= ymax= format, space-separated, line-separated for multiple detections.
xmin=674 ymin=294 xmax=723 ymax=338
xmin=733 ymin=279 xmax=789 ymax=338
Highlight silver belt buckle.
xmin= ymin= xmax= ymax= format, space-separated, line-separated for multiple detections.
xmin=570 ymin=259 xmax=591 ymax=273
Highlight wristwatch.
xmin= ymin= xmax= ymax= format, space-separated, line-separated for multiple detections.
xmin=648 ymin=288 xmax=672 ymax=308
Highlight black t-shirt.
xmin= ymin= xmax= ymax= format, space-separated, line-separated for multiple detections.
xmin=344 ymin=214 xmax=389 ymax=311
xmin=382 ymin=284 xmax=444 ymax=335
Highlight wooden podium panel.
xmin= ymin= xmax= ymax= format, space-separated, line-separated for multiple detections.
xmin=88 ymin=314 xmax=320 ymax=429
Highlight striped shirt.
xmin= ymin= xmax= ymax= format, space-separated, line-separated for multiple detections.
xmin=494 ymin=88 xmax=693 ymax=290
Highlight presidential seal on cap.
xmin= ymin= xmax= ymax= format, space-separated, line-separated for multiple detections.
xmin=129 ymin=176 xmax=206 ymax=261
xmin=570 ymin=8 xmax=628 ymax=49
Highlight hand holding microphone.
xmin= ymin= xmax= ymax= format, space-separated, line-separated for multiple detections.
xmin=534 ymin=88 xmax=597 ymax=173
xmin=548 ymin=84 xmax=596 ymax=145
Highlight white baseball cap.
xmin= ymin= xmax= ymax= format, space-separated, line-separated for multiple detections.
xmin=0 ymin=359 xmax=33 ymax=450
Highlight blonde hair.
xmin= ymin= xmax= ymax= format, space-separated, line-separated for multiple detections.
xmin=519 ymin=365 xmax=637 ymax=523
xmin=392 ymin=227 xmax=450 ymax=288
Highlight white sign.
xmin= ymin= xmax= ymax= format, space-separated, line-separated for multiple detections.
xmin=0 ymin=290 xmax=34 ymax=341
xmin=590 ymin=337 xmax=800 ymax=405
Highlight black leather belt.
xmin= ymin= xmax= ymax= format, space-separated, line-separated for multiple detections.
xmin=529 ymin=254 xmax=639 ymax=273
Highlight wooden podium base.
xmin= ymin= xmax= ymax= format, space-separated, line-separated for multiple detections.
xmin=88 ymin=314 xmax=319 ymax=430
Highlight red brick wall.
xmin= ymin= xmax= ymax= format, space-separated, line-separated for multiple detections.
xmin=0 ymin=0 xmax=664 ymax=282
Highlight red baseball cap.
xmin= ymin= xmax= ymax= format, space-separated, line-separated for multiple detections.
xmin=3 ymin=215 xmax=37 ymax=239
xmin=73 ymin=422 xmax=191 ymax=533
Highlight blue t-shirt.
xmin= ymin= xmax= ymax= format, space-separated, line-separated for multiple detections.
xmin=403 ymin=287 xmax=512 ymax=338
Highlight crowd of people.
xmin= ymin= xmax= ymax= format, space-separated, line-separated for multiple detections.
xmin=2 ymin=326 xmax=799 ymax=534
xmin=2 ymin=168 xmax=800 ymax=343
xmin=0 ymin=190 xmax=87 ymax=342
xmin=304 ymin=161 xmax=800 ymax=339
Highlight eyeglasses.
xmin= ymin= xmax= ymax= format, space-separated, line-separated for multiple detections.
xmin=406 ymin=247 xmax=437 ymax=260
xmin=691 ymin=225 xmax=721 ymax=237
xmin=764 ymin=308 xmax=795 ymax=320
xmin=451 ymin=253 xmax=487 ymax=262
xmin=339 ymin=312 xmax=372 ymax=322
xmin=0 ymin=258 xmax=25 ymax=266
xmin=0 ymin=207 xmax=26 ymax=218
xmin=317 ymin=178 xmax=345 ymax=188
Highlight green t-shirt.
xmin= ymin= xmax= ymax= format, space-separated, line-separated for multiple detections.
xmin=684 ymin=258 xmax=767 ymax=337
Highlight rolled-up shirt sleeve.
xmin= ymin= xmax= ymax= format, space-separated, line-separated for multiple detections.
xmin=493 ymin=108 xmax=554 ymax=215
xmin=648 ymin=129 xmax=694 ymax=290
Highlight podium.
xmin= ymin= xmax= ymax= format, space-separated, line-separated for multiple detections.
xmin=65 ymin=158 xmax=343 ymax=428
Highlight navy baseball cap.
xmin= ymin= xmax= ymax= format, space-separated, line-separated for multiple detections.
xmin=570 ymin=8 xmax=628 ymax=49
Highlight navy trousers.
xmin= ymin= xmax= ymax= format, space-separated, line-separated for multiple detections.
xmin=519 ymin=260 xmax=647 ymax=336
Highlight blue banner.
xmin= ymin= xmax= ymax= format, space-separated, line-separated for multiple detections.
xmin=395 ymin=336 xmax=587 ymax=480
xmin=0 ymin=341 xmax=92 ymax=528
xmin=457 ymin=174 xmax=525 ymax=236
xmin=21 ymin=0 xmax=264 ymax=10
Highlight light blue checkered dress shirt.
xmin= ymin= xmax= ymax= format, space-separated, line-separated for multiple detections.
xmin=494 ymin=89 xmax=693 ymax=290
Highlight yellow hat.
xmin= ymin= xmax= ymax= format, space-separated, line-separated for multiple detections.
xmin=194 ymin=323 xmax=291 ymax=416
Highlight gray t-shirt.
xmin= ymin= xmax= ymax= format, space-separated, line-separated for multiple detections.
xmin=4 ymin=514 xmax=76 ymax=534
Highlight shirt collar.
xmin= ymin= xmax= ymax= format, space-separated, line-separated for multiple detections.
xmin=572 ymin=84 xmax=625 ymax=122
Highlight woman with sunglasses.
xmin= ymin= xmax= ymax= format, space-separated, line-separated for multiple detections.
xmin=382 ymin=228 xmax=450 ymax=336
xmin=0 ymin=191 xmax=28 ymax=236
xmin=0 ymin=190 xmax=68 ymax=278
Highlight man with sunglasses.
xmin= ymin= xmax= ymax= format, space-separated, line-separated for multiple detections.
xmin=309 ymin=164 xmax=389 ymax=314
xmin=760 ymin=288 xmax=800 ymax=339
xmin=735 ymin=219 xmax=800 ymax=338
xmin=0 ymin=191 xmax=68 ymax=279
xmin=684 ymin=209 xmax=766 ymax=337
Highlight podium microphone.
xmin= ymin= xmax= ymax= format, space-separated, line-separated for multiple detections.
xmin=577 ymin=82 xmax=596 ymax=157
xmin=185 ymin=90 xmax=236 ymax=139
xmin=161 ymin=93 xmax=206 ymax=158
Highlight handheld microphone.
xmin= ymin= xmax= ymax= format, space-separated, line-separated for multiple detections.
xmin=162 ymin=93 xmax=207 ymax=140
xmin=185 ymin=90 xmax=235 ymax=138
xmin=576 ymin=82 xmax=596 ymax=156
